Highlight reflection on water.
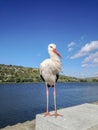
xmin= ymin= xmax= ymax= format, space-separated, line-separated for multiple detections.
xmin=0 ymin=82 xmax=98 ymax=128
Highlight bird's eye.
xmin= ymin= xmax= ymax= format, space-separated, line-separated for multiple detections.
xmin=50 ymin=46 xmax=53 ymax=48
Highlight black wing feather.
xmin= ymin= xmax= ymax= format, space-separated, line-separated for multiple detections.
xmin=56 ymin=73 xmax=59 ymax=82
xmin=40 ymin=75 xmax=45 ymax=82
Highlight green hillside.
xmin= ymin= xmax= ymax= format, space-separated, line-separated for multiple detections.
xmin=0 ymin=64 xmax=41 ymax=83
xmin=0 ymin=64 xmax=98 ymax=83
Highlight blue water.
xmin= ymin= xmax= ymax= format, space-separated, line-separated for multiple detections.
xmin=0 ymin=82 xmax=98 ymax=128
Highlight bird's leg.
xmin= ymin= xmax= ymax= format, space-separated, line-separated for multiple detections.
xmin=44 ymin=83 xmax=50 ymax=116
xmin=54 ymin=84 xmax=57 ymax=112
xmin=51 ymin=84 xmax=63 ymax=117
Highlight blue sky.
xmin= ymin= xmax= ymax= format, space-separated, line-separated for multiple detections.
xmin=0 ymin=0 xmax=98 ymax=78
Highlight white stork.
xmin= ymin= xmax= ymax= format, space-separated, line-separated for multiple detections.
xmin=40 ymin=43 xmax=62 ymax=117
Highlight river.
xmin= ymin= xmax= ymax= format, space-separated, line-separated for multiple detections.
xmin=0 ymin=82 xmax=98 ymax=128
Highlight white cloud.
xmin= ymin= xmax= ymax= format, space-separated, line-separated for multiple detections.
xmin=70 ymin=41 xmax=98 ymax=59
xmin=67 ymin=42 xmax=76 ymax=52
xmin=81 ymin=63 xmax=88 ymax=68
xmin=82 ymin=52 xmax=98 ymax=68
xmin=83 ymin=52 xmax=98 ymax=64
xmin=68 ymin=42 xmax=76 ymax=47
xmin=94 ymin=72 xmax=98 ymax=76
xmin=68 ymin=47 xmax=73 ymax=52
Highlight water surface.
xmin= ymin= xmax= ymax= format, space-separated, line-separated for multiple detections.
xmin=0 ymin=82 xmax=98 ymax=128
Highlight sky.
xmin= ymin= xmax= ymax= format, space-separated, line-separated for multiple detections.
xmin=0 ymin=0 xmax=98 ymax=78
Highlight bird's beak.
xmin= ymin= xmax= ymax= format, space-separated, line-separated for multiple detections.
xmin=53 ymin=49 xmax=62 ymax=58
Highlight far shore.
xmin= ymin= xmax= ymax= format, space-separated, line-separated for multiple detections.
xmin=0 ymin=81 xmax=98 ymax=85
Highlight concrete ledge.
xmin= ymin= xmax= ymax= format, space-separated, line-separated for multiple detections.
xmin=36 ymin=103 xmax=98 ymax=130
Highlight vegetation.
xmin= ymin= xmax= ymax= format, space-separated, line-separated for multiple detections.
xmin=0 ymin=64 xmax=41 ymax=83
xmin=0 ymin=64 xmax=98 ymax=83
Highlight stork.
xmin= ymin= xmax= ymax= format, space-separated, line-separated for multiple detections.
xmin=40 ymin=43 xmax=62 ymax=117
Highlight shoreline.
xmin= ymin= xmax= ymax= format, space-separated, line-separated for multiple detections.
xmin=1 ymin=101 xmax=98 ymax=130
xmin=0 ymin=81 xmax=98 ymax=84
xmin=0 ymin=120 xmax=36 ymax=130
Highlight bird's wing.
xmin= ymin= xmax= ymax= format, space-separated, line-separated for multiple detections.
xmin=56 ymin=73 xmax=59 ymax=82
xmin=40 ymin=74 xmax=45 ymax=82
xmin=40 ymin=59 xmax=60 ymax=83
xmin=39 ymin=64 xmax=45 ymax=82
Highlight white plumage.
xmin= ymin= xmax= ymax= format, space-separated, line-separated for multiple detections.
xmin=40 ymin=43 xmax=62 ymax=117
xmin=40 ymin=59 xmax=61 ymax=85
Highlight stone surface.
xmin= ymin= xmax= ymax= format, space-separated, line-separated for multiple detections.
xmin=36 ymin=103 xmax=98 ymax=130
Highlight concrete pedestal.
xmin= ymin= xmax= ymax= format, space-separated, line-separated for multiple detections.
xmin=36 ymin=103 xmax=98 ymax=130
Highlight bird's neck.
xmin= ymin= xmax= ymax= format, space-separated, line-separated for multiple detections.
xmin=50 ymin=55 xmax=60 ymax=62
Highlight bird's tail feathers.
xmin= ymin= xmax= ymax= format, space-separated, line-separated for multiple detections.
xmin=47 ymin=84 xmax=54 ymax=87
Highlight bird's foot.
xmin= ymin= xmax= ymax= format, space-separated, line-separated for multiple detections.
xmin=51 ymin=111 xmax=63 ymax=118
xmin=44 ymin=111 xmax=51 ymax=117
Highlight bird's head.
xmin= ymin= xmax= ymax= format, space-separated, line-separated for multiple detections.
xmin=48 ymin=43 xmax=61 ymax=58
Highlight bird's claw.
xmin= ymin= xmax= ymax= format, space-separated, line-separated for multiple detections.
xmin=51 ymin=111 xmax=63 ymax=118
xmin=44 ymin=111 xmax=51 ymax=117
